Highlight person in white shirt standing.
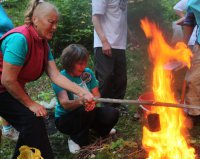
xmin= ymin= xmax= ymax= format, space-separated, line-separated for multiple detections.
xmin=92 ymin=0 xmax=128 ymax=109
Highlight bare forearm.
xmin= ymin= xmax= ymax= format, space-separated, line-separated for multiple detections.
xmin=2 ymin=80 xmax=34 ymax=107
xmin=92 ymin=15 xmax=108 ymax=44
xmin=61 ymin=99 xmax=83 ymax=110
xmin=47 ymin=61 xmax=89 ymax=97
xmin=52 ymin=73 xmax=90 ymax=97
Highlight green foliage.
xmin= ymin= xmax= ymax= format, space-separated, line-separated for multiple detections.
xmin=0 ymin=139 xmax=15 ymax=159
xmin=110 ymin=138 xmax=125 ymax=150
xmin=159 ymin=0 xmax=180 ymax=22
xmin=2 ymin=0 xmax=28 ymax=26
xmin=128 ymin=0 xmax=179 ymax=43
xmin=37 ymin=91 xmax=54 ymax=102
xmin=50 ymin=0 xmax=93 ymax=57
xmin=26 ymin=73 xmax=53 ymax=102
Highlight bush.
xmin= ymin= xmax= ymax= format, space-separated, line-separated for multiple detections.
xmin=128 ymin=0 xmax=179 ymax=45
xmin=50 ymin=0 xmax=93 ymax=57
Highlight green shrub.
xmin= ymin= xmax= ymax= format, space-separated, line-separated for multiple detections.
xmin=50 ymin=0 xmax=93 ymax=57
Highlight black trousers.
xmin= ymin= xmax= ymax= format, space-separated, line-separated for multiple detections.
xmin=0 ymin=92 xmax=54 ymax=159
xmin=94 ymin=48 xmax=127 ymax=107
xmin=55 ymin=106 xmax=119 ymax=146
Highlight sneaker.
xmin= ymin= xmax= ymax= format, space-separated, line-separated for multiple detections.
xmin=68 ymin=138 xmax=80 ymax=154
xmin=109 ymin=128 xmax=116 ymax=135
xmin=2 ymin=127 xmax=19 ymax=141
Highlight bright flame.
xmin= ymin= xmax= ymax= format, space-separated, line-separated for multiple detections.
xmin=141 ymin=18 xmax=195 ymax=159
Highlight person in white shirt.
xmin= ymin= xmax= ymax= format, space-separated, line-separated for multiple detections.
xmin=92 ymin=0 xmax=128 ymax=109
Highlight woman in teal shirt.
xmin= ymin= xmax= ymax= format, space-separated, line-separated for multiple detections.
xmin=52 ymin=44 xmax=119 ymax=154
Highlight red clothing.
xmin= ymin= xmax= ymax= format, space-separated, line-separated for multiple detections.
xmin=0 ymin=25 xmax=49 ymax=93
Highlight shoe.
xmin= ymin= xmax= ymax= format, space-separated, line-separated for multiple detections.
xmin=68 ymin=138 xmax=81 ymax=154
xmin=109 ymin=128 xmax=116 ymax=135
xmin=2 ymin=127 xmax=19 ymax=141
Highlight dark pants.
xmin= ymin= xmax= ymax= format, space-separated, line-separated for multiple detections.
xmin=55 ymin=106 xmax=119 ymax=146
xmin=94 ymin=48 xmax=127 ymax=107
xmin=0 ymin=92 xmax=54 ymax=159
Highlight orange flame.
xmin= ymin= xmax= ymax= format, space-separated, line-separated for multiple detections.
xmin=141 ymin=18 xmax=195 ymax=159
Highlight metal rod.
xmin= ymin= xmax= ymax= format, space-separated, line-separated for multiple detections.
xmin=93 ymin=97 xmax=200 ymax=110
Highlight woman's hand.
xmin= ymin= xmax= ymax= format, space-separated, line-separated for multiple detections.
xmin=84 ymin=100 xmax=96 ymax=112
xmin=28 ymin=102 xmax=47 ymax=117
xmin=81 ymin=90 xmax=94 ymax=102
xmin=83 ymin=87 xmax=100 ymax=111
xmin=79 ymin=91 xmax=96 ymax=112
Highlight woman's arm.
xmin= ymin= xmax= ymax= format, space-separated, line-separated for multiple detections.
xmin=57 ymin=87 xmax=99 ymax=111
xmin=1 ymin=62 xmax=47 ymax=116
xmin=56 ymin=90 xmax=84 ymax=110
xmin=46 ymin=60 xmax=93 ymax=100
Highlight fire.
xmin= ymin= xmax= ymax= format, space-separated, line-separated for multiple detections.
xmin=140 ymin=18 xmax=195 ymax=159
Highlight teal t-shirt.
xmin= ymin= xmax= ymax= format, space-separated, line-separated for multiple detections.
xmin=0 ymin=33 xmax=54 ymax=66
xmin=52 ymin=68 xmax=99 ymax=118
xmin=187 ymin=0 xmax=200 ymax=44
xmin=0 ymin=4 xmax=14 ymax=38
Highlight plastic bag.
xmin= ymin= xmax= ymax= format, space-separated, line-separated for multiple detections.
xmin=17 ymin=145 xmax=44 ymax=159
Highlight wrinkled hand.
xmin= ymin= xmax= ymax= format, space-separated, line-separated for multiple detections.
xmin=102 ymin=41 xmax=112 ymax=57
xmin=81 ymin=90 xmax=94 ymax=102
xmin=80 ymin=89 xmax=96 ymax=111
xmin=84 ymin=100 xmax=96 ymax=112
xmin=28 ymin=102 xmax=47 ymax=117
